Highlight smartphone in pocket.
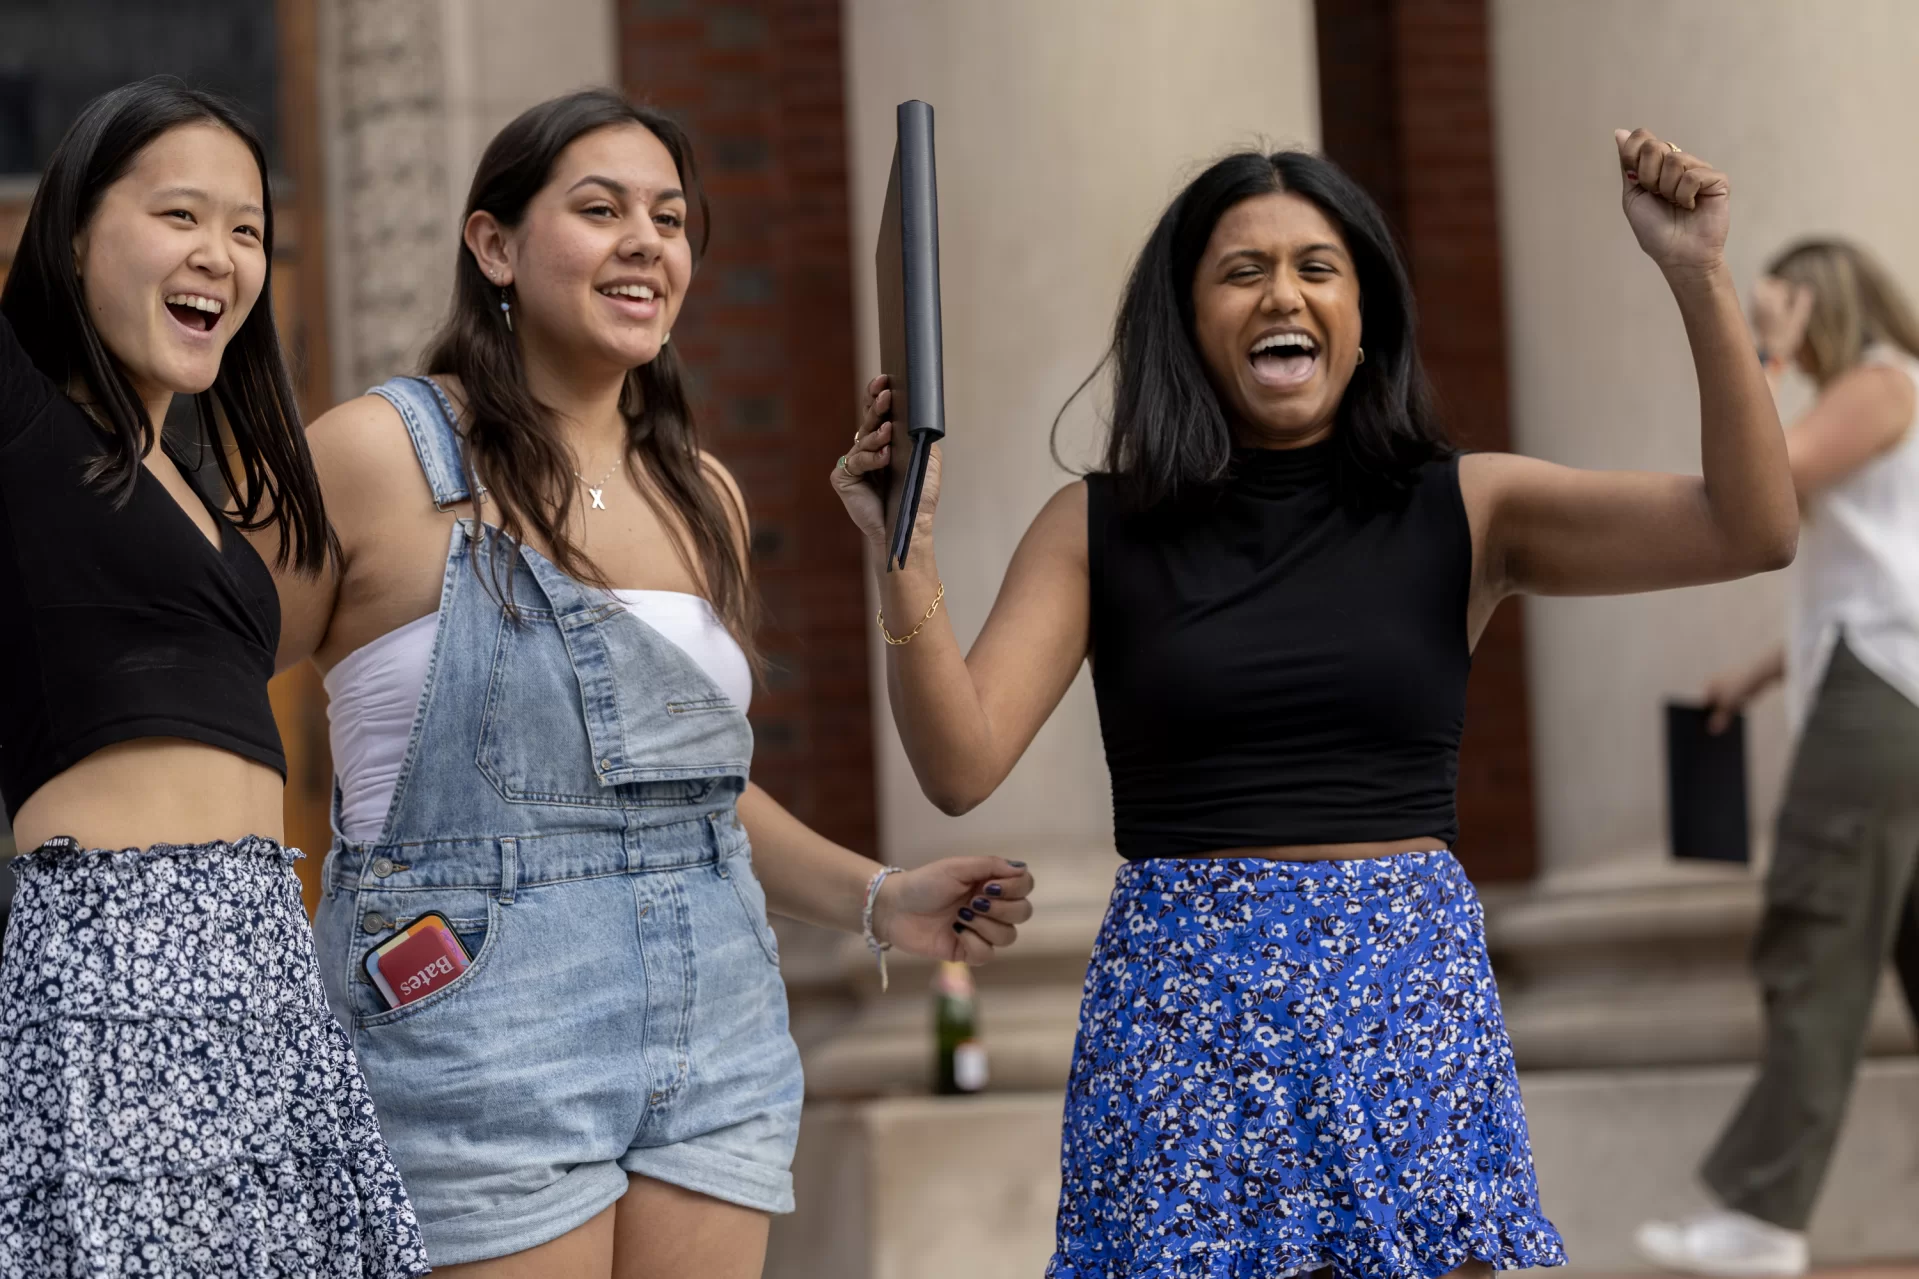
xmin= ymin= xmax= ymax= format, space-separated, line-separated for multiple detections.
xmin=363 ymin=912 xmax=474 ymax=1010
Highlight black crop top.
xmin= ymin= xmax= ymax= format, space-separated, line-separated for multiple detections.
xmin=1087 ymin=442 xmax=1471 ymax=858
xmin=0 ymin=312 xmax=284 ymax=822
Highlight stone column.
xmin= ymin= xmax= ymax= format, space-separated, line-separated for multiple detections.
xmin=316 ymin=0 xmax=616 ymax=401
xmin=770 ymin=4 xmax=1318 ymax=1276
xmin=317 ymin=0 xmax=454 ymax=399
xmin=1484 ymin=3 xmax=1919 ymax=1268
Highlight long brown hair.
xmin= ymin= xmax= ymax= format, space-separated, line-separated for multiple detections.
xmin=1767 ymin=238 xmax=1919 ymax=387
xmin=422 ymin=90 xmax=758 ymax=662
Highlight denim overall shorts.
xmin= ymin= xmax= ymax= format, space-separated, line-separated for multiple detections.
xmin=312 ymin=377 xmax=802 ymax=1267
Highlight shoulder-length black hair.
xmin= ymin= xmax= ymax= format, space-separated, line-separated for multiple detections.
xmin=422 ymin=89 xmax=759 ymax=664
xmin=0 ymin=76 xmax=331 ymax=572
xmin=1069 ymin=148 xmax=1450 ymax=511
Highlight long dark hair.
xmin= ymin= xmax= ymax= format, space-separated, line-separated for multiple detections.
xmin=423 ymin=90 xmax=758 ymax=660
xmin=0 ymin=76 xmax=330 ymax=572
xmin=1061 ymin=149 xmax=1449 ymax=511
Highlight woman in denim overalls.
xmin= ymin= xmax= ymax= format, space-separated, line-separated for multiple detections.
xmin=277 ymin=90 xmax=1034 ymax=1277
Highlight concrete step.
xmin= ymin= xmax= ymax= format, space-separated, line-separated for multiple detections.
xmin=1525 ymin=1058 xmax=1919 ymax=1275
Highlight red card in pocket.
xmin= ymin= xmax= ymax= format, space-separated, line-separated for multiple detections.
xmin=364 ymin=913 xmax=473 ymax=1009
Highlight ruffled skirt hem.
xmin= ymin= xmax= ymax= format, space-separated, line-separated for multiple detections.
xmin=1047 ymin=1209 xmax=1568 ymax=1278
xmin=1 ymin=836 xmax=430 ymax=1277
xmin=1 ymin=1151 xmax=434 ymax=1279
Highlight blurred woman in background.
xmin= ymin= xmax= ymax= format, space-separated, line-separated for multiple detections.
xmin=1638 ymin=240 xmax=1919 ymax=1277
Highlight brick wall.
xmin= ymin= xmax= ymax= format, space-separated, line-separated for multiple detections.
xmin=620 ymin=0 xmax=877 ymax=855
xmin=1318 ymin=0 xmax=1539 ymax=881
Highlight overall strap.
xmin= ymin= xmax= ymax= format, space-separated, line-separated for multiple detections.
xmin=367 ymin=375 xmax=473 ymax=509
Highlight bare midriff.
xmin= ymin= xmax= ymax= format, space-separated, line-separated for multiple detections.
xmin=12 ymin=738 xmax=285 ymax=854
xmin=1187 ymin=836 xmax=1449 ymax=863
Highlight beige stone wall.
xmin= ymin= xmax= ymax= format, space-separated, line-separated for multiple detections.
xmin=1492 ymin=0 xmax=1919 ymax=883
xmin=841 ymin=0 xmax=1320 ymax=869
xmin=439 ymin=0 xmax=618 ymax=234
xmin=317 ymin=0 xmax=617 ymax=401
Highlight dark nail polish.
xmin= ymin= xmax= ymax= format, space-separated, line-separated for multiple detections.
xmin=958 ymin=908 xmax=975 ymax=921
xmin=985 ymin=884 xmax=1003 ymax=897
xmin=972 ymin=898 xmax=991 ymax=911
xmin=952 ymin=922 xmax=966 ymax=935
xmin=1008 ymin=860 xmax=1027 ymax=868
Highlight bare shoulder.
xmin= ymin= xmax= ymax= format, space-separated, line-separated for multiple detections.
xmin=1825 ymin=360 xmax=1916 ymax=432
xmin=1457 ymin=449 xmax=1566 ymax=511
xmin=699 ymin=449 xmax=748 ymax=515
xmin=698 ymin=447 xmax=751 ymax=542
xmin=1022 ymin=479 xmax=1089 ymax=564
xmin=1036 ymin=477 xmax=1089 ymax=522
xmin=1456 ymin=449 xmax=1541 ymax=486
xmin=306 ymin=392 xmax=440 ymax=528
xmin=307 ymin=392 xmax=411 ymax=468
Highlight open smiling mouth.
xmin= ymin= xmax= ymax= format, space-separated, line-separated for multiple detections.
xmin=165 ymin=293 xmax=223 ymax=333
xmin=1248 ymin=331 xmax=1318 ymax=388
xmin=597 ymin=283 xmax=661 ymax=315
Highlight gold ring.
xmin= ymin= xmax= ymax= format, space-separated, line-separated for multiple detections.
xmin=1668 ymin=141 xmax=1681 ymax=154
xmin=838 ymin=454 xmax=850 ymax=474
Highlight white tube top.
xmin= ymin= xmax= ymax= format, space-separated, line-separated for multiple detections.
xmin=324 ymin=590 xmax=751 ymax=842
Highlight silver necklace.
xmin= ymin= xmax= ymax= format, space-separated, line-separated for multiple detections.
xmin=574 ymin=456 xmax=621 ymax=511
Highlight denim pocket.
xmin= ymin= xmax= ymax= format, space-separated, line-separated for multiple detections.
xmin=723 ymin=853 xmax=782 ymax=968
xmin=475 ymin=604 xmax=753 ymax=804
xmin=350 ymin=892 xmax=503 ymax=1030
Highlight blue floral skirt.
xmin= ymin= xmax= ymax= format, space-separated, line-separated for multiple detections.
xmin=1048 ymin=853 xmax=1566 ymax=1279
xmin=0 ymin=837 xmax=429 ymax=1278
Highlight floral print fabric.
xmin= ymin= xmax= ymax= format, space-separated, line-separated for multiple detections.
xmin=0 ymin=837 xmax=429 ymax=1278
xmin=1048 ymin=852 xmax=1566 ymax=1279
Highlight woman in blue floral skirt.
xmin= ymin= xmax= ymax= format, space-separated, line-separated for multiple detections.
xmin=831 ymin=128 xmax=1796 ymax=1277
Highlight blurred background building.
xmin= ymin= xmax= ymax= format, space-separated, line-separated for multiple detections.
xmin=1 ymin=1 xmax=1916 ymax=1274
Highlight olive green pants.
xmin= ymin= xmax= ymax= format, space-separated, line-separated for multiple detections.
xmin=1701 ymin=639 xmax=1919 ymax=1230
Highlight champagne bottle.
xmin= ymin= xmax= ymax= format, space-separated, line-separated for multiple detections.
xmin=933 ymin=960 xmax=988 ymax=1095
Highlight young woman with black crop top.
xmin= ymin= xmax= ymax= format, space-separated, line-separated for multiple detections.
xmin=0 ymin=80 xmax=426 ymax=1275
xmin=833 ymin=131 xmax=1797 ymax=1277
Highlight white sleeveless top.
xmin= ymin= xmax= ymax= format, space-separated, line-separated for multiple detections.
xmin=1786 ymin=345 xmax=1919 ymax=729
xmin=326 ymin=590 xmax=752 ymax=842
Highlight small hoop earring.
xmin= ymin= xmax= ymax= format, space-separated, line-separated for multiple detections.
xmin=498 ymin=287 xmax=514 ymax=333
xmin=1355 ymin=346 xmax=1366 ymax=365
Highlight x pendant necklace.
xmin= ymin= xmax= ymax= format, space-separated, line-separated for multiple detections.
xmin=574 ymin=456 xmax=621 ymax=511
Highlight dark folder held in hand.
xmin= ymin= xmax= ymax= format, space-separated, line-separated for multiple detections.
xmin=874 ymin=100 xmax=945 ymax=571
xmin=1665 ymin=701 xmax=1751 ymax=864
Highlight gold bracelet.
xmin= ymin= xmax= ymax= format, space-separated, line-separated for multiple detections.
xmin=877 ymin=581 xmax=945 ymax=646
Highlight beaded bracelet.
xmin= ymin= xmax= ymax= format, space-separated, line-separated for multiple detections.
xmin=863 ymin=865 xmax=906 ymax=991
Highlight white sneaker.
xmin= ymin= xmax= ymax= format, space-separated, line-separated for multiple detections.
xmin=1634 ymin=1209 xmax=1809 ymax=1277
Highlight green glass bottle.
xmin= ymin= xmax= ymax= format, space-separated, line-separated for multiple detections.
xmin=933 ymin=960 xmax=988 ymax=1095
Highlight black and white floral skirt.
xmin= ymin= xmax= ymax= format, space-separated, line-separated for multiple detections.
xmin=0 ymin=836 xmax=430 ymax=1278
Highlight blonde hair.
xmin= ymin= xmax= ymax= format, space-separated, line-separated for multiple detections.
xmin=1766 ymin=238 xmax=1919 ymax=387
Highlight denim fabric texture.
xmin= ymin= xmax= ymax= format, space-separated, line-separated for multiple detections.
xmin=312 ymin=377 xmax=801 ymax=1267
